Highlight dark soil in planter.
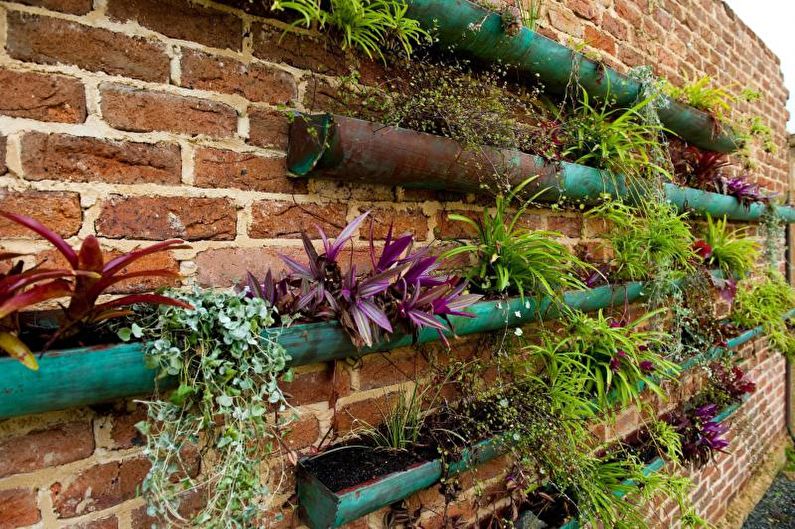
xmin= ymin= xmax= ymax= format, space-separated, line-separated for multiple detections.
xmin=519 ymin=487 xmax=578 ymax=528
xmin=18 ymin=311 xmax=124 ymax=353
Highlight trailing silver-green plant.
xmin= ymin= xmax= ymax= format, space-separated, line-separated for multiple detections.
xmin=761 ymin=205 xmax=785 ymax=271
xmin=121 ymin=288 xmax=294 ymax=529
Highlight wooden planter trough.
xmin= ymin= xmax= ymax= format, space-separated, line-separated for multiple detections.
xmin=287 ymin=114 xmax=795 ymax=223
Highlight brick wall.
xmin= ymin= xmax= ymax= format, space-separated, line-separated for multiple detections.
xmin=0 ymin=0 xmax=790 ymax=528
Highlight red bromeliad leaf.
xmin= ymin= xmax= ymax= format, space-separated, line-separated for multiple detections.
xmin=103 ymin=239 xmax=187 ymax=276
xmin=0 ymin=211 xmax=79 ymax=268
xmin=0 ymin=331 xmax=38 ymax=370
xmin=94 ymin=294 xmax=193 ymax=312
xmin=0 ymin=279 xmax=72 ymax=319
xmin=0 ymin=269 xmax=74 ymax=298
xmin=0 ymin=252 xmax=27 ymax=262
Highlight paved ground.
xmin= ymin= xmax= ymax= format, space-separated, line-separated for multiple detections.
xmin=742 ymin=473 xmax=795 ymax=529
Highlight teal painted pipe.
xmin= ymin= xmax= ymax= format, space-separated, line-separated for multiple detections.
xmin=403 ymin=0 xmax=740 ymax=153
xmin=557 ymin=398 xmax=746 ymax=529
xmin=288 ymin=114 xmax=795 ymax=223
xmin=0 ymin=282 xmax=648 ymax=419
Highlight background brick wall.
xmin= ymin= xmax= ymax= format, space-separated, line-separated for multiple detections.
xmin=0 ymin=0 xmax=790 ymax=528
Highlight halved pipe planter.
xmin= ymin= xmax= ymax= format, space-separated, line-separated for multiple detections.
xmin=288 ymin=114 xmax=795 ymax=223
xmin=0 ymin=280 xmax=649 ymax=419
xmin=403 ymin=0 xmax=739 ymax=153
xmin=297 ymin=438 xmax=503 ymax=528
xmin=297 ymin=382 xmax=748 ymax=528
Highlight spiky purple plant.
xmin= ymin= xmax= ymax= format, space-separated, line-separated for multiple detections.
xmin=721 ymin=176 xmax=771 ymax=207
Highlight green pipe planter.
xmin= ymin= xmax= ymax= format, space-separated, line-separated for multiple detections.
xmin=0 ymin=281 xmax=648 ymax=419
xmin=297 ymin=437 xmax=504 ymax=529
xmin=403 ymin=0 xmax=739 ymax=153
xmin=296 ymin=370 xmax=749 ymax=528
xmin=288 ymin=114 xmax=795 ymax=223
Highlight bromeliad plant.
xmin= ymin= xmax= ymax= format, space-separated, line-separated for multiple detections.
xmin=246 ymin=212 xmax=481 ymax=348
xmin=442 ymin=178 xmax=587 ymax=302
xmin=0 ymin=211 xmax=190 ymax=369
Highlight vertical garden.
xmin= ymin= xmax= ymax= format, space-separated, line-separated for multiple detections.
xmin=0 ymin=1 xmax=792 ymax=528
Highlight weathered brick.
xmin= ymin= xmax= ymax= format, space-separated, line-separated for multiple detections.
xmin=101 ymin=84 xmax=238 ymax=138
xmin=13 ymin=0 xmax=92 ymax=14
xmin=251 ymin=23 xmax=348 ymax=75
xmin=0 ymin=69 xmax=86 ymax=123
xmin=181 ymin=49 xmax=297 ymax=105
xmin=130 ymin=488 xmax=205 ymax=529
xmin=97 ymin=405 xmax=147 ymax=450
xmin=96 ymin=196 xmax=236 ymax=241
xmin=194 ymin=148 xmax=302 ymax=193
xmin=358 ymin=206 xmax=428 ymax=241
xmin=548 ymin=215 xmax=583 ymax=238
xmin=333 ymin=391 xmax=401 ymax=433
xmin=249 ymin=201 xmax=347 ymax=239
xmin=108 ymin=0 xmax=243 ymax=51
xmin=195 ymin=247 xmax=285 ymax=288
xmin=6 ymin=13 xmax=169 ymax=82
xmin=282 ymin=414 xmax=320 ymax=451
xmin=0 ymin=488 xmax=41 ymax=528
xmin=0 ymin=191 xmax=81 ymax=238
xmin=0 ymin=421 xmax=94 ymax=478
xmin=584 ymin=25 xmax=616 ymax=55
xmin=358 ymin=351 xmax=429 ymax=391
xmin=281 ymin=364 xmax=351 ymax=406
xmin=0 ymin=137 xmax=6 ymax=175
xmin=566 ymin=0 xmax=598 ymax=20
xmin=434 ymin=210 xmax=479 ymax=239
xmin=61 ymin=515 xmax=119 ymax=529
xmin=21 ymin=133 xmax=181 ymax=185
xmin=51 ymin=458 xmax=151 ymax=518
xmin=248 ymin=108 xmax=289 ymax=150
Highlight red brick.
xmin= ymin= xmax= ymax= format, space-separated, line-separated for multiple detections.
xmin=195 ymin=246 xmax=284 ymax=288
xmin=281 ymin=364 xmax=351 ymax=406
xmin=13 ymin=0 xmax=92 ymax=14
xmin=96 ymin=196 xmax=236 ymax=241
xmin=434 ymin=210 xmax=479 ymax=239
xmin=302 ymin=75 xmax=344 ymax=113
xmin=6 ymin=13 xmax=169 ymax=82
xmin=248 ymin=108 xmax=289 ymax=150
xmin=21 ymin=133 xmax=181 ymax=185
xmin=282 ymin=414 xmax=320 ymax=451
xmin=358 ymin=207 xmax=428 ymax=241
xmin=602 ymin=12 xmax=629 ymax=40
xmin=130 ymin=488 xmax=205 ymax=529
xmin=566 ymin=0 xmax=598 ymax=20
xmin=251 ymin=23 xmax=348 ymax=75
xmin=333 ymin=391 xmax=401 ymax=433
xmin=101 ymin=84 xmax=238 ymax=138
xmin=181 ymin=49 xmax=297 ymax=105
xmin=0 ymin=191 xmax=82 ymax=238
xmin=358 ymin=351 xmax=429 ymax=391
xmin=249 ymin=201 xmax=347 ymax=239
xmin=51 ymin=458 xmax=151 ymax=518
xmin=62 ymin=516 xmax=118 ymax=529
xmin=100 ymin=405 xmax=147 ymax=450
xmin=614 ymin=0 xmax=643 ymax=26
xmin=0 ymin=69 xmax=86 ymax=123
xmin=584 ymin=25 xmax=616 ymax=55
xmin=0 ymin=137 xmax=6 ymax=175
xmin=548 ymin=215 xmax=583 ymax=238
xmin=194 ymin=148 xmax=302 ymax=193
xmin=0 ymin=421 xmax=94 ymax=478
xmin=0 ymin=488 xmax=41 ymax=528
xmin=108 ymin=0 xmax=242 ymax=51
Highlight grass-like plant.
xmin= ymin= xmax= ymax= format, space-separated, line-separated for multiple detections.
xmin=700 ymin=213 xmax=759 ymax=278
xmin=271 ymin=0 xmax=430 ymax=60
xmin=664 ymin=76 xmax=734 ymax=120
xmin=527 ymin=309 xmax=679 ymax=410
xmin=731 ymin=271 xmax=795 ymax=355
xmin=589 ymin=200 xmax=696 ymax=281
xmin=561 ymin=90 xmax=666 ymax=182
xmin=442 ymin=178 xmax=587 ymax=301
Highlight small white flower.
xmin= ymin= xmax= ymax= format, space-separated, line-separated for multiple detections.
xmin=514 ymin=310 xmax=522 ymax=318
xmin=496 ymin=302 xmax=502 ymax=309
xmin=525 ymin=301 xmax=531 ymax=309
xmin=514 ymin=328 xmax=523 ymax=336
